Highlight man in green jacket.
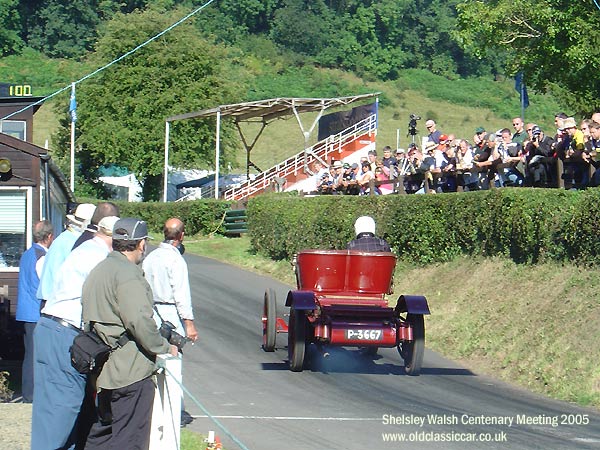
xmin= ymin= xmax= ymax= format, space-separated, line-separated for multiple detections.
xmin=81 ymin=218 xmax=177 ymax=450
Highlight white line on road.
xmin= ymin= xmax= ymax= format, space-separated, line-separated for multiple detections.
xmin=192 ymin=415 xmax=381 ymax=421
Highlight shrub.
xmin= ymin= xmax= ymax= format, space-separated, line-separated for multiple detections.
xmin=78 ymin=198 xmax=231 ymax=236
xmin=247 ymin=189 xmax=584 ymax=265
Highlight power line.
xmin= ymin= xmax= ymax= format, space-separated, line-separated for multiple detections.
xmin=0 ymin=0 xmax=217 ymax=121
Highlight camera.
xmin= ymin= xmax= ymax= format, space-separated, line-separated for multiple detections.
xmin=531 ymin=126 xmax=542 ymax=138
xmin=159 ymin=320 xmax=188 ymax=351
xmin=408 ymin=114 xmax=421 ymax=136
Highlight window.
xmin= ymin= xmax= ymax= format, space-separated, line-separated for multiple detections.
xmin=0 ymin=120 xmax=26 ymax=141
xmin=0 ymin=188 xmax=31 ymax=271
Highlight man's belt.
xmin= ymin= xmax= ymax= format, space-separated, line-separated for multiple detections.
xmin=155 ymin=302 xmax=176 ymax=306
xmin=41 ymin=313 xmax=81 ymax=333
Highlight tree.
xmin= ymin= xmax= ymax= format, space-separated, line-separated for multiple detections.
xmin=455 ymin=0 xmax=600 ymax=114
xmin=53 ymin=6 xmax=250 ymax=200
xmin=25 ymin=0 xmax=102 ymax=58
xmin=270 ymin=0 xmax=334 ymax=56
xmin=0 ymin=0 xmax=24 ymax=56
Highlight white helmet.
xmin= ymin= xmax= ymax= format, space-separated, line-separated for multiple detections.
xmin=354 ymin=216 xmax=376 ymax=236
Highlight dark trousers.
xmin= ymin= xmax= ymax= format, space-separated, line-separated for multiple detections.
xmin=21 ymin=321 xmax=36 ymax=403
xmin=85 ymin=377 xmax=155 ymax=450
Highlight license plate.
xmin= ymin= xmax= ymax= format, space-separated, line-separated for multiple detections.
xmin=345 ymin=329 xmax=383 ymax=341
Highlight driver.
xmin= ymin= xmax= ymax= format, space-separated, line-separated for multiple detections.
xmin=347 ymin=216 xmax=391 ymax=252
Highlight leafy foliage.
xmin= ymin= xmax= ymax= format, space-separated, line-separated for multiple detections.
xmin=79 ymin=197 xmax=232 ymax=236
xmin=22 ymin=0 xmax=102 ymax=58
xmin=0 ymin=0 xmax=23 ymax=56
xmin=247 ymin=189 xmax=586 ymax=265
xmin=455 ymin=0 xmax=600 ymax=114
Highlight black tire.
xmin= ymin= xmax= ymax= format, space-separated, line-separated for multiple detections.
xmin=262 ymin=289 xmax=277 ymax=352
xmin=398 ymin=314 xmax=425 ymax=376
xmin=288 ymin=308 xmax=306 ymax=372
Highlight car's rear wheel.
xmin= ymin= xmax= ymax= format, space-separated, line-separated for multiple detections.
xmin=262 ymin=289 xmax=276 ymax=352
xmin=288 ymin=308 xmax=306 ymax=372
xmin=398 ymin=314 xmax=424 ymax=376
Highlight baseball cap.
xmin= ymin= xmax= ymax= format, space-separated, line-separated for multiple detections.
xmin=343 ymin=162 xmax=351 ymax=169
xmin=97 ymin=216 xmax=120 ymax=236
xmin=332 ymin=160 xmax=343 ymax=168
xmin=475 ymin=127 xmax=486 ymax=134
xmin=112 ymin=218 xmax=150 ymax=241
xmin=439 ymin=134 xmax=449 ymax=143
xmin=396 ymin=148 xmax=405 ymax=154
xmin=351 ymin=163 xmax=359 ymax=169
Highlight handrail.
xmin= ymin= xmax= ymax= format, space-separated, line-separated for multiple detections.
xmin=224 ymin=114 xmax=377 ymax=201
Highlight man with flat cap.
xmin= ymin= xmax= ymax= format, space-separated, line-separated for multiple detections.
xmin=82 ymin=218 xmax=177 ymax=450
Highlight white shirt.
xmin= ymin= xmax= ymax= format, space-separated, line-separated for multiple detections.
xmin=35 ymin=243 xmax=50 ymax=278
xmin=42 ymin=237 xmax=110 ymax=328
xmin=143 ymin=243 xmax=193 ymax=331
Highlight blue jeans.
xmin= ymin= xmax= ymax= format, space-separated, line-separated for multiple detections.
xmin=31 ymin=316 xmax=86 ymax=450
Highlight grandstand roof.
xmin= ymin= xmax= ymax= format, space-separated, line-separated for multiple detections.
xmin=166 ymin=93 xmax=380 ymax=123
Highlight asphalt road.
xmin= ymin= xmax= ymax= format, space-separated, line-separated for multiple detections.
xmin=180 ymin=253 xmax=600 ymax=450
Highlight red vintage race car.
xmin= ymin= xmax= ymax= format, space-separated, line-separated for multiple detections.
xmin=261 ymin=249 xmax=430 ymax=374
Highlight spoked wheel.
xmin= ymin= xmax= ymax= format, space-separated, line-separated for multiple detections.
xmin=288 ymin=308 xmax=306 ymax=372
xmin=398 ymin=313 xmax=425 ymax=376
xmin=262 ymin=289 xmax=277 ymax=352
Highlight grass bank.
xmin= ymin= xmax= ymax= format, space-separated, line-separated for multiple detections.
xmin=185 ymin=235 xmax=600 ymax=408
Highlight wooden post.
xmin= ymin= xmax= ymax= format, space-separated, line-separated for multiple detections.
xmin=397 ymin=176 xmax=406 ymax=195
xmin=557 ymin=159 xmax=564 ymax=189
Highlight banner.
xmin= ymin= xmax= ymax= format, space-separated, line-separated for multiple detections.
xmin=318 ymin=102 xmax=377 ymax=141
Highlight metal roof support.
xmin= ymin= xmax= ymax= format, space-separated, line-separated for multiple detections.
xmin=163 ymin=121 xmax=170 ymax=202
xmin=292 ymin=99 xmax=326 ymax=174
xmin=215 ymin=110 xmax=221 ymax=199
xmin=234 ymin=120 xmax=267 ymax=177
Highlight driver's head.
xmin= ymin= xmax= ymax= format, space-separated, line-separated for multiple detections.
xmin=354 ymin=216 xmax=376 ymax=237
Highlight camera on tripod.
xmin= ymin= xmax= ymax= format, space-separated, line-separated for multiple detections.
xmin=408 ymin=114 xmax=421 ymax=137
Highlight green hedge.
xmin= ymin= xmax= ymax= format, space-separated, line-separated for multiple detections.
xmin=247 ymin=189 xmax=599 ymax=265
xmin=78 ymin=198 xmax=231 ymax=236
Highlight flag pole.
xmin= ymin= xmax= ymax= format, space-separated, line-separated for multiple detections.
xmin=521 ymin=79 xmax=525 ymax=122
xmin=69 ymin=82 xmax=76 ymax=192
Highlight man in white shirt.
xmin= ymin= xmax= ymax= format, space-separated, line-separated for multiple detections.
xmin=143 ymin=217 xmax=198 ymax=426
xmin=31 ymin=216 xmax=119 ymax=450
xmin=143 ymin=218 xmax=197 ymax=342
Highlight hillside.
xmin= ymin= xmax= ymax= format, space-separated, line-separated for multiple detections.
xmin=27 ymin=67 xmax=562 ymax=174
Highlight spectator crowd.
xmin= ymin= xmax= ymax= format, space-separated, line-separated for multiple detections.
xmin=16 ymin=201 xmax=198 ymax=450
xmin=310 ymin=113 xmax=600 ymax=195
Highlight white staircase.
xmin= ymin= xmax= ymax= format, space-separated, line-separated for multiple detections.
xmin=224 ymin=113 xmax=377 ymax=201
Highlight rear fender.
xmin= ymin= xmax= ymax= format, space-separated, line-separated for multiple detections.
xmin=286 ymin=290 xmax=317 ymax=311
xmin=395 ymin=295 xmax=430 ymax=315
